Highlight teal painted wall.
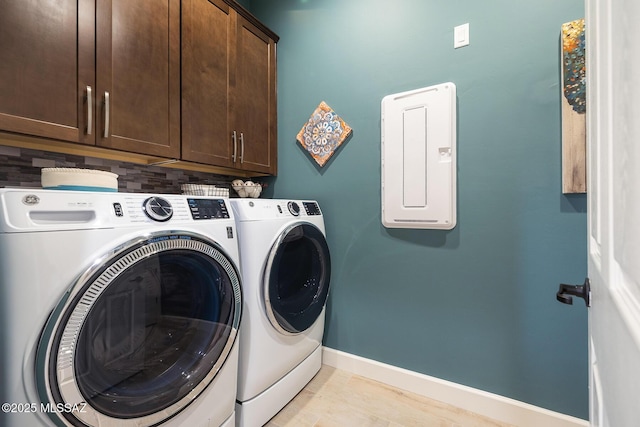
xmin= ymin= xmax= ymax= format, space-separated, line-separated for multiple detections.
xmin=251 ymin=0 xmax=588 ymax=419
xmin=235 ymin=0 xmax=251 ymax=10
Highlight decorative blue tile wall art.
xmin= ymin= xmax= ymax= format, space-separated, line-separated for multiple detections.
xmin=296 ymin=101 xmax=352 ymax=167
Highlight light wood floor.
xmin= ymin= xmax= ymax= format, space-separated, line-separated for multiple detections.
xmin=266 ymin=365 xmax=515 ymax=427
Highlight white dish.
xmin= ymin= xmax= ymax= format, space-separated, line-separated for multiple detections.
xmin=41 ymin=168 xmax=118 ymax=192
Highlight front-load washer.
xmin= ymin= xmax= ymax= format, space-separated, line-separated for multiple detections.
xmin=230 ymin=199 xmax=331 ymax=427
xmin=0 ymin=189 xmax=242 ymax=427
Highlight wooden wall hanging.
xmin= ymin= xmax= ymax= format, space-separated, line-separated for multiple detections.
xmin=561 ymin=18 xmax=586 ymax=194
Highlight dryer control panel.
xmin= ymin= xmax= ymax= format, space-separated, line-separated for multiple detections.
xmin=303 ymin=202 xmax=321 ymax=216
xmin=231 ymin=199 xmax=323 ymax=221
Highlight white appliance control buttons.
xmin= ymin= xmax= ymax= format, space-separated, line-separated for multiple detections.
xmin=142 ymin=197 xmax=173 ymax=222
xmin=113 ymin=202 xmax=124 ymax=217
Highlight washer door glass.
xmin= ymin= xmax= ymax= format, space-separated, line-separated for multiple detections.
xmin=42 ymin=233 xmax=241 ymax=426
xmin=264 ymin=223 xmax=331 ymax=334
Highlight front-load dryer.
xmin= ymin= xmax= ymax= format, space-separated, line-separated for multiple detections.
xmin=0 ymin=189 xmax=242 ymax=427
xmin=230 ymin=199 xmax=331 ymax=427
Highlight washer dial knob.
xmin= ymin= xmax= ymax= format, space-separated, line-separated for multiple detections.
xmin=287 ymin=201 xmax=300 ymax=216
xmin=143 ymin=197 xmax=173 ymax=222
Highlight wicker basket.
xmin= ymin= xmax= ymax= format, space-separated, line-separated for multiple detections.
xmin=181 ymin=184 xmax=229 ymax=197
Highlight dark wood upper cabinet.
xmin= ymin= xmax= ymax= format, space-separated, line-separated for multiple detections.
xmin=182 ymin=0 xmax=277 ymax=175
xmin=232 ymin=14 xmax=277 ymax=175
xmin=96 ymin=0 xmax=181 ymax=158
xmin=0 ymin=0 xmax=95 ymax=144
xmin=0 ymin=0 xmax=180 ymax=158
xmin=0 ymin=0 xmax=276 ymax=175
xmin=182 ymin=0 xmax=234 ymax=167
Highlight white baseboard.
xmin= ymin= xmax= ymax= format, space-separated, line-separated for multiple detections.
xmin=322 ymin=347 xmax=588 ymax=427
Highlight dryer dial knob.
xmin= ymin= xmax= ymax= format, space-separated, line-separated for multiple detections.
xmin=143 ymin=197 xmax=173 ymax=222
xmin=287 ymin=201 xmax=300 ymax=216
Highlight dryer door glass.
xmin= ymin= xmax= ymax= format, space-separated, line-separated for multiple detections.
xmin=42 ymin=233 xmax=241 ymax=426
xmin=265 ymin=223 xmax=331 ymax=334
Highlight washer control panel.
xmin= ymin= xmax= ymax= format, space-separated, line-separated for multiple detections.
xmin=142 ymin=197 xmax=174 ymax=222
xmin=187 ymin=198 xmax=230 ymax=219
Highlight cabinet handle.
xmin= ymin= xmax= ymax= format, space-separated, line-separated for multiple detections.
xmin=86 ymin=86 xmax=92 ymax=135
xmin=240 ymin=132 xmax=245 ymax=164
xmin=103 ymin=91 xmax=110 ymax=138
xmin=232 ymin=130 xmax=238 ymax=162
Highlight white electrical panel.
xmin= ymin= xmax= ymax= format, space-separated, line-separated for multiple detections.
xmin=381 ymin=82 xmax=457 ymax=230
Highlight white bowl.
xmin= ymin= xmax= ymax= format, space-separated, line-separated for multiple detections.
xmin=41 ymin=168 xmax=118 ymax=192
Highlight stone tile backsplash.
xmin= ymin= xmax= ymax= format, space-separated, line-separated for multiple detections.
xmin=0 ymin=145 xmax=236 ymax=194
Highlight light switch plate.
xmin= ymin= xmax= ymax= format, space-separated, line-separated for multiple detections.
xmin=454 ymin=23 xmax=469 ymax=48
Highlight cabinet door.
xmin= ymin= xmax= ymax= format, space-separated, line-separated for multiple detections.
xmin=233 ymin=15 xmax=277 ymax=175
xmin=95 ymin=0 xmax=180 ymax=158
xmin=0 ymin=0 xmax=95 ymax=144
xmin=181 ymin=0 xmax=234 ymax=167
